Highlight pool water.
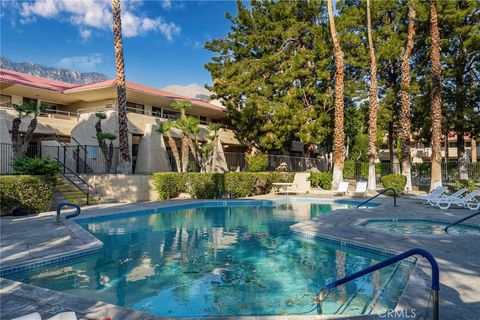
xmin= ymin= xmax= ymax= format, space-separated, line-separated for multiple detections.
xmin=7 ymin=201 xmax=413 ymax=317
xmin=361 ymin=218 xmax=480 ymax=235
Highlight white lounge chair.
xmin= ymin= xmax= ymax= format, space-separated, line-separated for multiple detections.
xmin=334 ymin=181 xmax=349 ymax=196
xmin=353 ymin=181 xmax=368 ymax=197
xmin=272 ymin=172 xmax=310 ymax=195
xmin=434 ymin=189 xmax=480 ymax=210
xmin=428 ymin=187 xmax=468 ymax=208
xmin=412 ymin=186 xmax=448 ymax=203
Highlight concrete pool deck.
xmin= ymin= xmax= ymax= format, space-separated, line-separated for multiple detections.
xmin=1 ymin=196 xmax=479 ymax=319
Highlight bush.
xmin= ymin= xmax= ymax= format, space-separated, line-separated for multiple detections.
xmin=224 ymin=172 xmax=257 ymax=197
xmin=246 ymin=153 xmax=269 ymax=172
xmin=309 ymin=172 xmax=333 ymax=190
xmin=381 ymin=174 xmax=407 ymax=195
xmin=270 ymin=172 xmax=295 ymax=184
xmin=12 ymin=157 xmax=61 ymax=176
xmin=187 ymin=173 xmax=224 ymax=199
xmin=0 ymin=175 xmax=57 ymax=214
xmin=455 ymin=179 xmax=477 ymax=193
xmin=152 ymin=173 xmax=186 ymax=200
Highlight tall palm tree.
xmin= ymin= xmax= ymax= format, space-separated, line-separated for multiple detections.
xmin=327 ymin=0 xmax=345 ymax=189
xmin=429 ymin=0 xmax=443 ymax=191
xmin=112 ymin=0 xmax=131 ymax=173
xmin=156 ymin=121 xmax=181 ymax=172
xmin=400 ymin=0 xmax=416 ymax=192
xmin=11 ymin=101 xmax=47 ymax=157
xmin=366 ymin=0 xmax=379 ymax=191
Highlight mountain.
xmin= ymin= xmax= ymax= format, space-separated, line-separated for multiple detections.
xmin=162 ymin=84 xmax=224 ymax=108
xmin=0 ymin=57 xmax=108 ymax=84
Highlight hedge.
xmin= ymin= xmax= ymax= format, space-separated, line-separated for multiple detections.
xmin=309 ymin=172 xmax=333 ymax=190
xmin=152 ymin=172 xmax=295 ymax=200
xmin=0 ymin=175 xmax=57 ymax=214
xmin=381 ymin=174 xmax=407 ymax=195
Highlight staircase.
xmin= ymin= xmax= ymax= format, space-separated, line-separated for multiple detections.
xmin=52 ymin=176 xmax=102 ymax=208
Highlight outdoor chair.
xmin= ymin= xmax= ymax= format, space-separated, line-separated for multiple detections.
xmin=412 ymin=186 xmax=448 ymax=203
xmin=428 ymin=187 xmax=468 ymax=208
xmin=334 ymin=181 xmax=349 ymax=196
xmin=433 ymin=189 xmax=480 ymax=210
xmin=272 ymin=172 xmax=310 ymax=195
xmin=353 ymin=181 xmax=368 ymax=198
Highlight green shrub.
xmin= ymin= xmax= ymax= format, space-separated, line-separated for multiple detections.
xmin=224 ymin=172 xmax=257 ymax=197
xmin=186 ymin=173 xmax=224 ymax=199
xmin=12 ymin=157 xmax=61 ymax=176
xmin=246 ymin=153 xmax=269 ymax=172
xmin=152 ymin=173 xmax=186 ymax=200
xmin=0 ymin=175 xmax=57 ymax=213
xmin=270 ymin=172 xmax=295 ymax=184
xmin=381 ymin=174 xmax=407 ymax=195
xmin=309 ymin=172 xmax=333 ymax=190
xmin=455 ymin=179 xmax=477 ymax=193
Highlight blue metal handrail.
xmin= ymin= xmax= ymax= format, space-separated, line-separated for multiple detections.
xmin=317 ymin=248 xmax=439 ymax=320
xmin=444 ymin=210 xmax=480 ymax=233
xmin=357 ymin=188 xmax=397 ymax=208
xmin=56 ymin=201 xmax=81 ymax=223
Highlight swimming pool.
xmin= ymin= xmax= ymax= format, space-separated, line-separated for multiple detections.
xmin=360 ymin=218 xmax=480 ymax=235
xmin=6 ymin=200 xmax=414 ymax=317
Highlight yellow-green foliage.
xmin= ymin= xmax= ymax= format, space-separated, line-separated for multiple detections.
xmin=0 ymin=175 xmax=57 ymax=213
xmin=309 ymin=172 xmax=333 ymax=190
xmin=381 ymin=174 xmax=407 ymax=195
xmin=152 ymin=173 xmax=186 ymax=200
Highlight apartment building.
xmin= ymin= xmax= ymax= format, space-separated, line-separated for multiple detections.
xmin=0 ymin=68 xmax=244 ymax=173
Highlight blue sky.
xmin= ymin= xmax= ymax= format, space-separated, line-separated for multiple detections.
xmin=0 ymin=0 xmax=239 ymax=88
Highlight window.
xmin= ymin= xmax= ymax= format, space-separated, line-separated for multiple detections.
xmin=162 ymin=109 xmax=179 ymax=120
xmin=23 ymin=97 xmax=38 ymax=106
xmin=87 ymin=146 xmax=97 ymax=159
xmin=0 ymin=94 xmax=11 ymax=108
xmin=152 ymin=106 xmax=162 ymax=117
xmin=198 ymin=116 xmax=208 ymax=125
xmin=127 ymin=102 xmax=145 ymax=114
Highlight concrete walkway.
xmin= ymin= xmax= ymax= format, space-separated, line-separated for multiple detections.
xmin=1 ymin=196 xmax=479 ymax=319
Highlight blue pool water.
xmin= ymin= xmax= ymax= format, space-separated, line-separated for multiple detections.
xmin=7 ymin=201 xmax=413 ymax=317
xmin=361 ymin=218 xmax=480 ymax=235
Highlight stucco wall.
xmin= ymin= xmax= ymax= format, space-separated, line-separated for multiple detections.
xmin=82 ymin=174 xmax=156 ymax=203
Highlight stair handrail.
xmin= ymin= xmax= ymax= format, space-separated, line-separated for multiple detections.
xmin=55 ymin=158 xmax=91 ymax=205
xmin=357 ymin=188 xmax=397 ymax=208
xmin=444 ymin=210 xmax=480 ymax=233
xmin=317 ymin=248 xmax=439 ymax=320
xmin=56 ymin=201 xmax=81 ymax=223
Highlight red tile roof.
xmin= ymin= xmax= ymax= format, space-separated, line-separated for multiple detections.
xmin=0 ymin=68 xmax=225 ymax=112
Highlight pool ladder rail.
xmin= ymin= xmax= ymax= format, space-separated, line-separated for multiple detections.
xmin=444 ymin=210 xmax=480 ymax=233
xmin=317 ymin=248 xmax=440 ymax=320
xmin=56 ymin=201 xmax=81 ymax=223
xmin=357 ymin=188 xmax=398 ymax=208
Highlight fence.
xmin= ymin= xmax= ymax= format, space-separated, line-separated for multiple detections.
xmin=0 ymin=143 xmax=119 ymax=175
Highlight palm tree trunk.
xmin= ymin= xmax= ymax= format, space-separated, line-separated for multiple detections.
xmin=20 ymin=116 xmax=38 ymax=157
xmin=95 ymin=119 xmax=111 ymax=173
xmin=181 ymin=135 xmax=189 ymax=173
xmin=11 ymin=117 xmax=22 ymax=157
xmin=328 ymin=0 xmax=345 ymax=190
xmin=400 ymin=0 xmax=416 ymax=192
xmin=429 ymin=0 xmax=443 ymax=191
xmin=187 ymin=138 xmax=201 ymax=169
xmin=167 ymin=137 xmax=181 ymax=172
xmin=112 ymin=0 xmax=131 ymax=174
xmin=367 ymin=0 xmax=379 ymax=191
xmin=472 ymin=136 xmax=477 ymax=163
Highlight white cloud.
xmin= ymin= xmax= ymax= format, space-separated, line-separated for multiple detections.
xmin=56 ymin=53 xmax=103 ymax=71
xmin=162 ymin=0 xmax=172 ymax=10
xmin=17 ymin=0 xmax=180 ymax=40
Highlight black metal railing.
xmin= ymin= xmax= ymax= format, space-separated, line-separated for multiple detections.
xmin=357 ymin=188 xmax=398 ymax=208
xmin=317 ymin=248 xmax=439 ymax=320
xmin=55 ymin=159 xmax=91 ymax=205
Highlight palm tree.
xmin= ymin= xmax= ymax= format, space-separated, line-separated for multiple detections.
xmin=429 ymin=0 xmax=443 ymax=191
xmin=400 ymin=0 xmax=416 ymax=192
xmin=112 ymin=0 xmax=131 ymax=173
xmin=94 ymin=113 xmax=116 ymax=173
xmin=11 ymin=101 xmax=47 ymax=157
xmin=327 ymin=0 xmax=345 ymax=190
xmin=156 ymin=121 xmax=181 ymax=172
xmin=366 ymin=0 xmax=379 ymax=191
